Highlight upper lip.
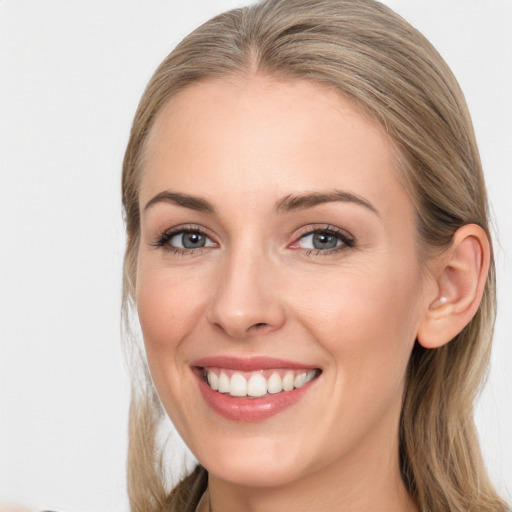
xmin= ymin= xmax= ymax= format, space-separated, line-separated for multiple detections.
xmin=191 ymin=356 xmax=319 ymax=372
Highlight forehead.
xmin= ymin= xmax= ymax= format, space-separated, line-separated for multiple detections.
xmin=140 ymin=76 xmax=411 ymax=222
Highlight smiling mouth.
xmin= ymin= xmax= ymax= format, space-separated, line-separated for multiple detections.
xmin=201 ymin=367 xmax=321 ymax=398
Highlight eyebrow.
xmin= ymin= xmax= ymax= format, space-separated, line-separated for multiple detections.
xmin=276 ymin=190 xmax=379 ymax=216
xmin=143 ymin=189 xmax=379 ymax=216
xmin=144 ymin=191 xmax=215 ymax=213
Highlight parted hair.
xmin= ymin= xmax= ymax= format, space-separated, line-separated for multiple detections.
xmin=121 ymin=1 xmax=508 ymax=510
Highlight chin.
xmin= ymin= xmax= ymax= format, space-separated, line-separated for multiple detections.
xmin=188 ymin=429 xmax=324 ymax=489
xmin=205 ymin=454 xmax=306 ymax=488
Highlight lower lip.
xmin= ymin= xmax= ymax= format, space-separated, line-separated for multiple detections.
xmin=193 ymin=369 xmax=318 ymax=422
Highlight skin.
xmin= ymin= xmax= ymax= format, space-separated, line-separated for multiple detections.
xmin=135 ymin=76 xmax=430 ymax=512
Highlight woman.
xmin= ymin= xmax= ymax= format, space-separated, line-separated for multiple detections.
xmin=121 ymin=0 xmax=509 ymax=510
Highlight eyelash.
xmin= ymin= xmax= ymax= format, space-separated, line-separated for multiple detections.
xmin=152 ymin=225 xmax=215 ymax=256
xmin=291 ymin=225 xmax=355 ymax=256
xmin=152 ymin=224 xmax=356 ymax=256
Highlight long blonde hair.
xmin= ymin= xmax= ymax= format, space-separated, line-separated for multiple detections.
xmin=121 ymin=1 xmax=508 ymax=510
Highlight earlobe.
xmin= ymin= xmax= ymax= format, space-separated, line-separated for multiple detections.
xmin=417 ymin=224 xmax=490 ymax=349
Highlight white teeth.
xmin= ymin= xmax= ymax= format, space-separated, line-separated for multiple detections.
xmin=267 ymin=372 xmax=283 ymax=394
xmin=294 ymin=372 xmax=307 ymax=389
xmin=247 ymin=373 xmax=268 ymax=397
xmin=218 ymin=372 xmax=230 ymax=393
xmin=282 ymin=371 xmax=294 ymax=391
xmin=230 ymin=373 xmax=247 ymax=397
xmin=206 ymin=368 xmax=318 ymax=397
xmin=207 ymin=371 xmax=219 ymax=391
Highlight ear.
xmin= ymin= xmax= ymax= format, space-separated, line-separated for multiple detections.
xmin=417 ymin=224 xmax=490 ymax=349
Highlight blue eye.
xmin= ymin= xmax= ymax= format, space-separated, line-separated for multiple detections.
xmin=299 ymin=232 xmax=341 ymax=250
xmin=155 ymin=228 xmax=216 ymax=251
xmin=169 ymin=231 xmax=214 ymax=249
xmin=294 ymin=227 xmax=355 ymax=253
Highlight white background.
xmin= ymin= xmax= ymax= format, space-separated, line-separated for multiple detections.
xmin=1 ymin=1 xmax=511 ymax=511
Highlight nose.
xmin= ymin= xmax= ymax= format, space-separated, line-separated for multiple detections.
xmin=207 ymin=246 xmax=286 ymax=339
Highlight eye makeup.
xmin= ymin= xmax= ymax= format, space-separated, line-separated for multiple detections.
xmin=150 ymin=221 xmax=356 ymax=259
xmin=289 ymin=224 xmax=356 ymax=256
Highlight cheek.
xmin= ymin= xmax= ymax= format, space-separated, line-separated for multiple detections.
xmin=288 ymin=258 xmax=422 ymax=388
xmin=135 ymin=263 xmax=212 ymax=432
xmin=135 ymin=263 xmax=208 ymax=367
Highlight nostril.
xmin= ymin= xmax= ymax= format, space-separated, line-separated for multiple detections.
xmin=245 ymin=322 xmax=270 ymax=334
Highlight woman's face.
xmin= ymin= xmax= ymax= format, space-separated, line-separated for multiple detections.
xmin=136 ymin=77 xmax=430 ymax=488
